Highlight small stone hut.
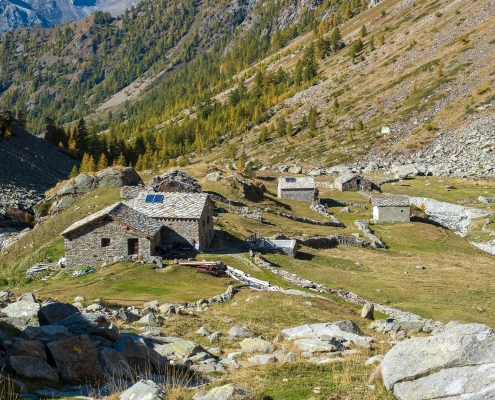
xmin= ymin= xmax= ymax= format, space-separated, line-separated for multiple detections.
xmin=334 ymin=173 xmax=378 ymax=192
xmin=371 ymin=195 xmax=410 ymax=223
xmin=130 ymin=192 xmax=214 ymax=251
xmin=277 ymin=177 xmax=317 ymax=203
xmin=61 ymin=202 xmax=162 ymax=268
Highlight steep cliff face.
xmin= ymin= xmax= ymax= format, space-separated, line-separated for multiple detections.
xmin=0 ymin=0 xmax=138 ymax=32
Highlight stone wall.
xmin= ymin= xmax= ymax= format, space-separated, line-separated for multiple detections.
xmin=279 ymin=188 xmax=315 ymax=203
xmin=372 ymin=206 xmax=410 ymax=223
xmin=160 ymin=203 xmax=214 ymax=251
xmin=254 ymin=238 xmax=298 ymax=257
xmin=337 ymin=176 xmax=377 ymax=192
xmin=64 ymin=219 xmax=159 ymax=268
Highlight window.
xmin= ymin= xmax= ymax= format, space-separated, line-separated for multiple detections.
xmin=207 ymin=216 xmax=210 ymax=224
xmin=401 ymin=210 xmax=404 ymax=213
xmin=203 ymin=220 xmax=205 ymax=227
xmin=101 ymin=238 xmax=110 ymax=247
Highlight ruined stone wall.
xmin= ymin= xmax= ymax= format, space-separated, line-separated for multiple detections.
xmin=198 ymin=201 xmax=215 ymax=250
xmin=339 ymin=177 xmax=374 ymax=192
xmin=279 ymin=189 xmax=315 ymax=203
xmin=64 ymin=219 xmax=157 ymax=268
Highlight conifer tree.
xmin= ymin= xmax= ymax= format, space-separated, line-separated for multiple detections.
xmin=69 ymin=165 xmax=79 ymax=178
xmin=80 ymin=153 xmax=91 ymax=173
xmin=115 ymin=152 xmax=126 ymax=166
xmin=360 ymin=24 xmax=367 ymax=37
xmin=97 ymin=153 xmax=108 ymax=171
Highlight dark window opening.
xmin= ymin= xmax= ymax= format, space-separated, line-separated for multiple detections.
xmin=207 ymin=216 xmax=210 ymax=224
xmin=128 ymin=238 xmax=139 ymax=255
xmin=401 ymin=209 xmax=404 ymax=212
xmin=101 ymin=238 xmax=110 ymax=247
xmin=202 ymin=220 xmax=205 ymax=227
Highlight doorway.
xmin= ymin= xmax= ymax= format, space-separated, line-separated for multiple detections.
xmin=128 ymin=238 xmax=139 ymax=255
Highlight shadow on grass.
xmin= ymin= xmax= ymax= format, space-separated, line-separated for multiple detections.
xmin=320 ymin=198 xmax=346 ymax=208
xmin=295 ymin=251 xmax=315 ymax=261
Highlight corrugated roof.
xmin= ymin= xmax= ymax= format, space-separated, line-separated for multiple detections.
xmin=371 ymin=195 xmax=410 ymax=207
xmin=278 ymin=176 xmax=315 ymax=190
xmin=131 ymin=192 xmax=209 ymax=219
xmin=334 ymin=173 xmax=359 ymax=184
xmin=60 ymin=202 xmax=162 ymax=237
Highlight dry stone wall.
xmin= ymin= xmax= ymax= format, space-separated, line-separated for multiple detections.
xmin=279 ymin=189 xmax=315 ymax=203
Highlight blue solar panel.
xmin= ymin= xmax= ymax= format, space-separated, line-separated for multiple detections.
xmin=145 ymin=194 xmax=164 ymax=203
xmin=285 ymin=177 xmax=296 ymax=182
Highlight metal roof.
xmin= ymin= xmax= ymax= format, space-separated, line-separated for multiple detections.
xmin=371 ymin=195 xmax=410 ymax=207
xmin=131 ymin=192 xmax=210 ymax=219
xmin=60 ymin=202 xmax=162 ymax=237
xmin=278 ymin=176 xmax=315 ymax=190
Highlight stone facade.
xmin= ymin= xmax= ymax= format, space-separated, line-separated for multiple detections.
xmin=254 ymin=239 xmax=298 ymax=257
xmin=372 ymin=206 xmax=410 ymax=223
xmin=63 ymin=219 xmax=160 ymax=268
xmin=159 ymin=203 xmax=214 ymax=251
xmin=334 ymin=175 xmax=377 ymax=192
xmin=278 ymin=188 xmax=316 ymax=203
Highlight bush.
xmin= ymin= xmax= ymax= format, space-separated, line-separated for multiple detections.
xmin=38 ymin=200 xmax=55 ymax=217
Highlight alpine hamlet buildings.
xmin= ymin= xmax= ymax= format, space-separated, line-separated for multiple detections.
xmin=333 ymin=173 xmax=378 ymax=192
xmin=130 ymin=192 xmax=214 ymax=252
xmin=61 ymin=202 xmax=163 ymax=268
xmin=371 ymin=195 xmax=411 ymax=223
xmin=277 ymin=177 xmax=317 ymax=203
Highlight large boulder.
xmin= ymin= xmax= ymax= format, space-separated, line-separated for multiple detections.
xmin=193 ymin=384 xmax=251 ymax=400
xmin=57 ymin=312 xmax=119 ymax=341
xmin=74 ymin=174 xmax=96 ymax=193
xmin=382 ymin=323 xmax=495 ymax=399
xmin=153 ymin=340 xmax=204 ymax=358
xmin=10 ymin=356 xmax=59 ymax=382
xmin=227 ymin=325 xmax=254 ymax=338
xmin=98 ymin=348 xmax=133 ymax=379
xmin=96 ymin=167 xmax=142 ymax=188
xmin=4 ymin=338 xmax=47 ymax=360
xmin=281 ymin=323 xmax=372 ymax=349
xmin=20 ymin=325 xmax=72 ymax=343
xmin=47 ymin=334 xmax=102 ymax=381
xmin=390 ymin=164 xmax=419 ymax=179
xmin=114 ymin=336 xmax=168 ymax=373
xmin=293 ymin=338 xmax=338 ymax=353
xmin=1 ymin=300 xmax=40 ymax=329
xmin=38 ymin=301 xmax=79 ymax=325
xmin=239 ymin=337 xmax=275 ymax=353
xmin=120 ymin=380 xmax=166 ymax=400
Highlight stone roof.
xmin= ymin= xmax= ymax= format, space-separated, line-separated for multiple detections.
xmin=371 ymin=195 xmax=410 ymax=207
xmin=131 ymin=192 xmax=210 ymax=219
xmin=334 ymin=173 xmax=360 ymax=184
xmin=278 ymin=177 xmax=315 ymax=190
xmin=60 ymin=202 xmax=162 ymax=238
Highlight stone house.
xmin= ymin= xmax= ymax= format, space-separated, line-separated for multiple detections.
xmin=371 ymin=195 xmax=410 ymax=223
xmin=334 ymin=173 xmax=379 ymax=192
xmin=60 ymin=202 xmax=163 ymax=268
xmin=277 ymin=177 xmax=317 ymax=203
xmin=130 ymin=192 xmax=214 ymax=251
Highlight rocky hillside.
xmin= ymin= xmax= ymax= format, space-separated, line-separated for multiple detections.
xmin=0 ymin=128 xmax=78 ymax=214
xmin=0 ymin=0 xmax=137 ymax=32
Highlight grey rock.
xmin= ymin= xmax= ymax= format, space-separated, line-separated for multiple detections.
xmin=114 ymin=336 xmax=168 ymax=373
xmin=365 ymin=354 xmax=384 ymax=366
xmin=208 ymin=331 xmax=222 ymax=343
xmin=38 ymin=301 xmax=79 ymax=325
xmin=382 ymin=323 xmax=495 ymax=398
xmin=120 ymin=380 xmax=165 ymax=400
xmin=10 ymin=355 xmax=59 ymax=381
xmin=192 ymin=383 xmax=251 ymax=400
xmin=239 ymin=337 xmax=275 ymax=353
xmin=361 ymin=302 xmax=374 ymax=320
xmin=247 ymin=354 xmax=276 ymax=365
xmin=117 ymin=308 xmax=141 ymax=323
xmin=86 ymin=303 xmax=104 ymax=312
xmin=3 ymin=300 xmax=40 ymax=319
xmin=281 ymin=323 xmax=372 ymax=349
xmin=17 ymin=293 xmax=37 ymax=303
xmin=137 ymin=313 xmax=158 ymax=326
xmin=74 ymin=296 xmax=86 ymax=302
xmin=56 ymin=183 xmax=74 ymax=197
xmin=308 ymin=356 xmax=345 ymax=364
xmin=98 ymin=348 xmax=133 ymax=379
xmin=4 ymin=338 xmax=47 ymax=360
xmin=288 ymin=166 xmax=302 ymax=174
xmin=293 ymin=338 xmax=338 ymax=353
xmin=189 ymin=362 xmax=226 ymax=374
xmin=50 ymin=196 xmax=76 ymax=214
xmin=196 ymin=326 xmax=211 ymax=336
xmin=227 ymin=325 xmax=253 ymax=338
xmin=47 ymin=334 xmax=101 ymax=381
xmin=57 ymin=311 xmax=120 ymax=341
xmin=153 ymin=339 xmax=204 ymax=358
xmin=74 ymin=174 xmax=95 ymax=192
xmin=333 ymin=320 xmax=363 ymax=335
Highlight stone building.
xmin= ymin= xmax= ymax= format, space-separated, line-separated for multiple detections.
xmin=130 ymin=192 xmax=214 ymax=251
xmin=277 ymin=177 xmax=317 ymax=203
xmin=334 ymin=173 xmax=379 ymax=192
xmin=371 ymin=195 xmax=410 ymax=223
xmin=60 ymin=202 xmax=162 ymax=268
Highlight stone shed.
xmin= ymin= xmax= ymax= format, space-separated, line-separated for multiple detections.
xmin=130 ymin=192 xmax=214 ymax=251
xmin=371 ymin=195 xmax=410 ymax=223
xmin=60 ymin=202 xmax=162 ymax=268
xmin=277 ymin=177 xmax=317 ymax=203
xmin=333 ymin=174 xmax=379 ymax=192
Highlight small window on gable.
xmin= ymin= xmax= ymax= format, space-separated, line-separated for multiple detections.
xmin=401 ymin=209 xmax=404 ymax=213
xmin=101 ymin=238 xmax=111 ymax=247
xmin=203 ymin=219 xmax=205 ymax=227
xmin=207 ymin=216 xmax=210 ymax=224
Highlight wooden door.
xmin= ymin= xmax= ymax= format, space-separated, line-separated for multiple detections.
xmin=128 ymin=238 xmax=139 ymax=255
